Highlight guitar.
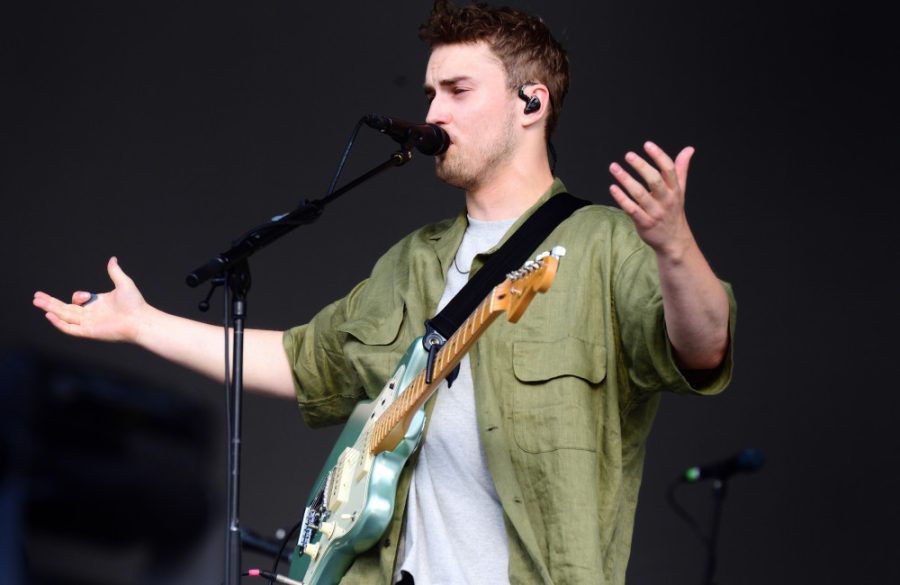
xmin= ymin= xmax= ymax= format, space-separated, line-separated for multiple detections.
xmin=287 ymin=247 xmax=566 ymax=585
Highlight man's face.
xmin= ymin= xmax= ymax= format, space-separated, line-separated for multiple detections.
xmin=424 ymin=42 xmax=519 ymax=191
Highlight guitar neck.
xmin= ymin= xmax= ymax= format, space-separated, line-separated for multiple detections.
xmin=368 ymin=293 xmax=501 ymax=454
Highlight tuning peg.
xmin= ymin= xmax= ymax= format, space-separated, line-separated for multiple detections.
xmin=535 ymin=251 xmax=550 ymax=261
xmin=551 ymin=246 xmax=566 ymax=258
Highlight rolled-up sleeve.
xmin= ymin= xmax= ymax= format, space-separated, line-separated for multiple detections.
xmin=613 ymin=242 xmax=737 ymax=397
xmin=282 ymin=280 xmax=370 ymax=428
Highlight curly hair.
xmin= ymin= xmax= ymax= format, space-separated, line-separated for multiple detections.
xmin=419 ymin=0 xmax=570 ymax=138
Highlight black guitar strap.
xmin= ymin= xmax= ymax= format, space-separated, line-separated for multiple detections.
xmin=422 ymin=192 xmax=591 ymax=384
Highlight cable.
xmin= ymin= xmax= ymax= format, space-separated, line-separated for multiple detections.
xmin=223 ymin=279 xmax=231 ymax=420
xmin=269 ymin=516 xmax=305 ymax=585
xmin=548 ymin=140 xmax=558 ymax=175
xmin=244 ymin=568 xmax=304 ymax=585
xmin=666 ymin=480 xmax=708 ymax=545
xmin=326 ymin=117 xmax=366 ymax=197
xmin=223 ymin=116 xmax=365 ymax=249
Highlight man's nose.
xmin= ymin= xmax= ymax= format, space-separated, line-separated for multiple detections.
xmin=425 ymin=96 xmax=449 ymax=126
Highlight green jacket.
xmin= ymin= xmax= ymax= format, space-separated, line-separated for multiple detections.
xmin=283 ymin=179 xmax=737 ymax=584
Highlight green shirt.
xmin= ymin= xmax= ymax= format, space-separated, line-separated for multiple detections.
xmin=283 ymin=179 xmax=737 ymax=584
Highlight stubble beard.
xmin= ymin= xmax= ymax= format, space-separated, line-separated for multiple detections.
xmin=434 ymin=111 xmax=517 ymax=192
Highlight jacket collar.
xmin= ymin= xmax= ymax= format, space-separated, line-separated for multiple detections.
xmin=428 ymin=178 xmax=569 ymax=276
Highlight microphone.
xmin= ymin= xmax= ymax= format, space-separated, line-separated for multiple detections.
xmin=363 ymin=114 xmax=450 ymax=156
xmin=682 ymin=448 xmax=764 ymax=483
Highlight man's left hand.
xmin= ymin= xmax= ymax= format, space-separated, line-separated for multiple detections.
xmin=608 ymin=141 xmax=696 ymax=260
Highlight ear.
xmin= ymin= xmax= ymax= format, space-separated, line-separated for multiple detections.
xmin=518 ymin=83 xmax=550 ymax=130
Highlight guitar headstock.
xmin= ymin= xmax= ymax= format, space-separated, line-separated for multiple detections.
xmin=491 ymin=246 xmax=566 ymax=323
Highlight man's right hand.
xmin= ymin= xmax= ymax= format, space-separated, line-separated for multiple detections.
xmin=32 ymin=256 xmax=296 ymax=399
xmin=33 ymin=256 xmax=148 ymax=343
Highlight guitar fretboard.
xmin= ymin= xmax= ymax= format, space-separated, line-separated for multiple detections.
xmin=367 ymin=290 xmax=502 ymax=454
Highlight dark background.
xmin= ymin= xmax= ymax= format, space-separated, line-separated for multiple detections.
xmin=2 ymin=1 xmax=897 ymax=584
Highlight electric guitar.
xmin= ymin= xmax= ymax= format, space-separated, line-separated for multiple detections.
xmin=287 ymin=247 xmax=566 ymax=585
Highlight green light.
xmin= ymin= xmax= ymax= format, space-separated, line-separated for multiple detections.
xmin=685 ymin=467 xmax=701 ymax=482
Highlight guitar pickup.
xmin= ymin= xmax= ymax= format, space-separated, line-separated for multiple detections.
xmin=327 ymin=447 xmax=360 ymax=512
xmin=355 ymin=453 xmax=374 ymax=482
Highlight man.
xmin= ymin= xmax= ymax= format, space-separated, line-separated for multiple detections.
xmin=33 ymin=2 xmax=734 ymax=584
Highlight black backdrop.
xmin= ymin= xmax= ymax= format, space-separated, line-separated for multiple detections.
xmin=2 ymin=1 xmax=897 ymax=583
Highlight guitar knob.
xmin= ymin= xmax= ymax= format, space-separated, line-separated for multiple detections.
xmin=319 ymin=521 xmax=337 ymax=538
xmin=304 ymin=541 xmax=321 ymax=559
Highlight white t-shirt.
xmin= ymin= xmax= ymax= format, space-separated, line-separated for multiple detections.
xmin=395 ymin=215 xmax=516 ymax=585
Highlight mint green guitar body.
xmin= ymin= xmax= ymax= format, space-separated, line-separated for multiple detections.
xmin=287 ymin=337 xmax=429 ymax=585
xmin=282 ymin=247 xmax=564 ymax=584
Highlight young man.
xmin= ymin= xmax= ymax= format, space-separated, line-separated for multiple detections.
xmin=33 ymin=2 xmax=734 ymax=584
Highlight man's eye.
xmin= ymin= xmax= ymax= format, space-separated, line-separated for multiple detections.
xmin=453 ymin=88 xmax=468 ymax=95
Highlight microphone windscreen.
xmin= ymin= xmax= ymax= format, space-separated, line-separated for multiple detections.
xmin=411 ymin=124 xmax=449 ymax=156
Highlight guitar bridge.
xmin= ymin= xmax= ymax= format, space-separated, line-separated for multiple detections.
xmin=298 ymin=504 xmax=319 ymax=551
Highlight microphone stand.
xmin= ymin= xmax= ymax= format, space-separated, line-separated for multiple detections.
xmin=667 ymin=476 xmax=731 ymax=585
xmin=703 ymin=478 xmax=728 ymax=585
xmin=186 ymin=146 xmax=413 ymax=585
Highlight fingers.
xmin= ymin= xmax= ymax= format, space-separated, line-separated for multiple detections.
xmin=609 ymin=161 xmax=657 ymax=210
xmin=622 ymin=150 xmax=667 ymax=198
xmin=33 ymin=291 xmax=60 ymax=312
xmin=33 ymin=293 xmax=87 ymax=340
xmin=610 ymin=142 xmax=694 ymax=207
xmin=643 ymin=141 xmax=679 ymax=189
xmin=33 ymin=292 xmax=84 ymax=326
xmin=625 ymin=152 xmax=671 ymax=197
xmin=608 ymin=184 xmax=653 ymax=228
xmin=44 ymin=311 xmax=84 ymax=337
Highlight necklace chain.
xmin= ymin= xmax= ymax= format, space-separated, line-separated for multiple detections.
xmin=453 ymin=250 xmax=470 ymax=274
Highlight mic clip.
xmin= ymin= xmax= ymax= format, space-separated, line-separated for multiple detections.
xmin=198 ymin=276 xmax=226 ymax=312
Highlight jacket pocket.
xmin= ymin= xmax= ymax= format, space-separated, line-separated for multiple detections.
xmin=511 ymin=336 xmax=606 ymax=453
xmin=336 ymin=295 xmax=405 ymax=346
xmin=336 ymin=295 xmax=407 ymax=399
